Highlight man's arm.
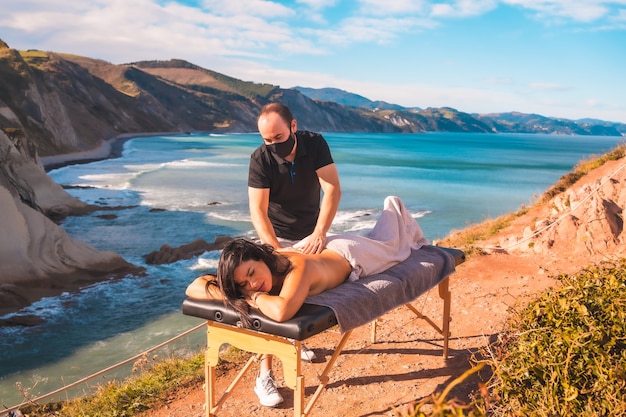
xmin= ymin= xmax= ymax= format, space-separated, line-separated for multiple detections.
xmin=248 ymin=186 xmax=281 ymax=249
xmin=296 ymin=163 xmax=341 ymax=254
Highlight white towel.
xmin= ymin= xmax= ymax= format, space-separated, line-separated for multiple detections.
xmin=326 ymin=196 xmax=429 ymax=281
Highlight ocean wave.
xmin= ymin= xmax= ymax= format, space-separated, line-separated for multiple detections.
xmin=412 ymin=210 xmax=431 ymax=219
xmin=163 ymin=159 xmax=241 ymax=169
xmin=189 ymin=256 xmax=220 ymax=271
xmin=78 ymin=172 xmax=141 ymax=189
xmin=204 ymin=210 xmax=251 ymax=223
xmin=329 ymin=207 xmax=431 ymax=234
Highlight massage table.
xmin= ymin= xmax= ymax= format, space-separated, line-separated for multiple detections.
xmin=182 ymin=245 xmax=465 ymax=417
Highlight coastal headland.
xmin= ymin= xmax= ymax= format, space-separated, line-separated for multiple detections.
xmin=0 ymin=131 xmax=152 ymax=320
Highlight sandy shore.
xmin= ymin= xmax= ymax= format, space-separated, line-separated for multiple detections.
xmin=40 ymin=132 xmax=181 ymax=171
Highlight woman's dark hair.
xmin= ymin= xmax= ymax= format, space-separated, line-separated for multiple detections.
xmin=216 ymin=238 xmax=293 ymax=327
xmin=258 ymin=103 xmax=294 ymax=127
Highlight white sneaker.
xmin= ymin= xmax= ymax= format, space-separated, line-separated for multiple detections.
xmin=254 ymin=370 xmax=284 ymax=407
xmin=301 ymin=344 xmax=317 ymax=362
xmin=288 ymin=338 xmax=317 ymax=362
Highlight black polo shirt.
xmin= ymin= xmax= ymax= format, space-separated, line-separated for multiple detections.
xmin=248 ymin=131 xmax=334 ymax=240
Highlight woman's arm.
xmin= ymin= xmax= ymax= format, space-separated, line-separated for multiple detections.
xmin=251 ymin=255 xmax=311 ymax=322
xmin=185 ymin=275 xmax=224 ymax=300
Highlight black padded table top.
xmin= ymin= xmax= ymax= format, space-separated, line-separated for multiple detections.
xmin=183 ymin=298 xmax=337 ymax=340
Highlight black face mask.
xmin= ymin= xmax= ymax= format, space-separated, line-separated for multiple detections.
xmin=266 ymin=132 xmax=295 ymax=158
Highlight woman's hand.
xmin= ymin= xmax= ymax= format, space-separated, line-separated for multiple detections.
xmin=248 ymin=291 xmax=267 ymax=308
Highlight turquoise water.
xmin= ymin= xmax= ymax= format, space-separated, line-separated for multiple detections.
xmin=0 ymin=131 xmax=622 ymax=406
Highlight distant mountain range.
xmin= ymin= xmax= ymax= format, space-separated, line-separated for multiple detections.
xmin=293 ymin=86 xmax=626 ymax=137
xmin=293 ymin=87 xmax=409 ymax=111
xmin=0 ymin=38 xmax=624 ymax=158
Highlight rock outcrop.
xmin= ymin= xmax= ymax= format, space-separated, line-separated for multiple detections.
xmin=0 ymin=129 xmax=144 ymax=317
xmin=143 ymin=236 xmax=233 ymax=265
xmin=496 ymin=157 xmax=626 ymax=261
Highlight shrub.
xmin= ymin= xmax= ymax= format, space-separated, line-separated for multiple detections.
xmin=485 ymin=259 xmax=626 ymax=416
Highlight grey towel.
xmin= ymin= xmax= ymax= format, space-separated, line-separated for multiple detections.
xmin=305 ymin=245 xmax=456 ymax=333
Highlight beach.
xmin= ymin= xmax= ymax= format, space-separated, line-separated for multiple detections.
xmin=40 ymin=132 xmax=180 ymax=171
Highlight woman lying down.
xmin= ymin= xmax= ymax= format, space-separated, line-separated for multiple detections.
xmin=185 ymin=196 xmax=429 ymax=326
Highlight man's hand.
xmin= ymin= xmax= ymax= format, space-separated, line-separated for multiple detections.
xmin=293 ymin=231 xmax=327 ymax=254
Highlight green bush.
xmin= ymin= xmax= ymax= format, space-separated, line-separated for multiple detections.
xmin=19 ymin=352 xmax=207 ymax=417
xmin=486 ymin=259 xmax=626 ymax=416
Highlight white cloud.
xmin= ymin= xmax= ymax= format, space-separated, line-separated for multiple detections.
xmin=358 ymin=0 xmax=428 ymax=15
xmin=313 ymin=15 xmax=438 ymax=46
xmin=332 ymin=17 xmax=405 ymax=43
xmin=430 ymin=3 xmax=455 ymax=17
xmin=296 ymin=0 xmax=337 ymax=9
xmin=1 ymin=0 xmax=315 ymax=61
xmin=607 ymin=8 xmax=626 ymax=27
xmin=482 ymin=77 xmax=516 ymax=85
xmin=430 ymin=0 xmax=498 ymax=18
xmin=199 ymin=0 xmax=295 ymax=17
xmin=502 ymin=0 xmax=620 ymax=23
xmin=527 ymin=82 xmax=571 ymax=91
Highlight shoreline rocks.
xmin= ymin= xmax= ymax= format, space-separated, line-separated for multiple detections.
xmin=144 ymin=236 xmax=233 ymax=265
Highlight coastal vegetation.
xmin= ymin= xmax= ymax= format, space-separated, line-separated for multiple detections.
xmin=483 ymin=259 xmax=626 ymax=416
xmin=17 ymin=351 xmax=207 ymax=416
xmin=16 ymin=348 xmax=249 ymax=416
xmin=401 ymin=258 xmax=626 ymax=417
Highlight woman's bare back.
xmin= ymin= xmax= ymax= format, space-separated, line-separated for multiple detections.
xmin=280 ymin=249 xmax=352 ymax=296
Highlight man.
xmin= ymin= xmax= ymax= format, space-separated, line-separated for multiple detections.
xmin=249 ymin=103 xmax=341 ymax=255
xmin=247 ymin=102 xmax=341 ymax=406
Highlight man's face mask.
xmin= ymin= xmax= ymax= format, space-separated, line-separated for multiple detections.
xmin=266 ymin=132 xmax=295 ymax=158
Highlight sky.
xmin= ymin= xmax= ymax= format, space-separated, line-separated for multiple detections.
xmin=1 ymin=0 xmax=625 ymax=123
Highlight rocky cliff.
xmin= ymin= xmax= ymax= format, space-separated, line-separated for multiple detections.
xmin=506 ymin=158 xmax=625 ymax=258
xmin=0 ymin=129 xmax=144 ymax=318
xmin=467 ymin=151 xmax=626 ymax=265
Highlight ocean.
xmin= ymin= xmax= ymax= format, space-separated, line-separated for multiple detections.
xmin=0 ymin=131 xmax=623 ymax=407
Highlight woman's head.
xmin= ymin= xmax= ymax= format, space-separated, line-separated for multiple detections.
xmin=216 ymin=238 xmax=292 ymax=325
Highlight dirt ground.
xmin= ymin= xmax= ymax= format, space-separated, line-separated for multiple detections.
xmin=139 ymin=157 xmax=626 ymax=417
